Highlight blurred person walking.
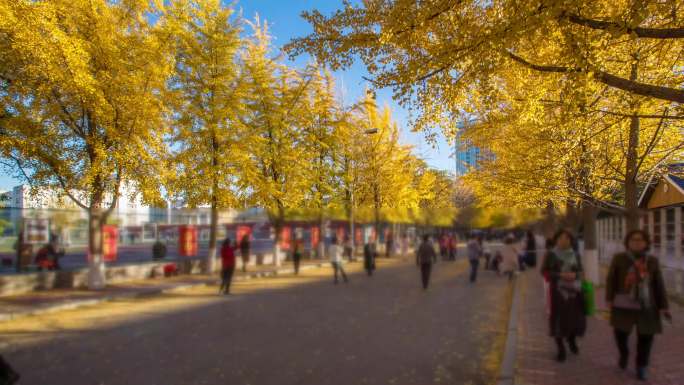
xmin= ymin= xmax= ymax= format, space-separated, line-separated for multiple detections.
xmin=524 ymin=229 xmax=538 ymax=267
xmin=448 ymin=234 xmax=458 ymax=261
xmin=343 ymin=235 xmax=354 ymax=262
xmin=386 ymin=231 xmax=394 ymax=257
xmin=416 ymin=235 xmax=437 ymax=290
xmin=541 ymin=229 xmax=586 ymax=363
xmin=363 ymin=239 xmax=377 ymax=276
xmin=400 ymin=233 xmax=409 ymax=257
xmin=0 ymin=354 xmax=20 ymax=385
xmin=219 ymin=238 xmax=236 ymax=295
xmin=329 ymin=237 xmax=349 ymax=284
xmin=292 ymin=238 xmax=303 ymax=275
xmin=499 ymin=236 xmax=521 ymax=281
xmin=606 ymin=229 xmax=671 ymax=381
xmin=467 ymin=234 xmax=483 ymax=283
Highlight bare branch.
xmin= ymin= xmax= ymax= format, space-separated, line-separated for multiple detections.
xmin=506 ymin=51 xmax=684 ymax=103
xmin=563 ymin=13 xmax=684 ymax=39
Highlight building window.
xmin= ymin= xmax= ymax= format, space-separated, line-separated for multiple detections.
xmin=666 ymin=208 xmax=675 ymax=256
xmin=617 ymin=218 xmax=623 ymax=241
xmin=653 ymin=210 xmax=661 ymax=252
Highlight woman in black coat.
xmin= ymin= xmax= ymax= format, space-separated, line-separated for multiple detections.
xmin=541 ymin=229 xmax=586 ymax=362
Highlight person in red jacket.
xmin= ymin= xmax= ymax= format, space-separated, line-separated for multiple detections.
xmin=219 ymin=238 xmax=236 ymax=295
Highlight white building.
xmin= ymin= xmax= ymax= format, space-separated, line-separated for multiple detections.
xmin=597 ymin=173 xmax=684 ymax=295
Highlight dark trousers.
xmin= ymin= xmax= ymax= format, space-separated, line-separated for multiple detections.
xmin=293 ymin=256 xmax=301 ymax=275
xmin=614 ymin=329 xmax=655 ymax=368
xmin=219 ymin=267 xmax=235 ymax=294
xmin=332 ymin=262 xmax=348 ymax=283
xmin=420 ymin=263 xmax=432 ymax=289
xmin=555 ymin=335 xmax=577 ymax=353
xmin=469 ymin=259 xmax=479 ymax=282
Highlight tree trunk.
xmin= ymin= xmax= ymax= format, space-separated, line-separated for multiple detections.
xmin=272 ymin=206 xmax=285 ymax=266
xmin=581 ymin=203 xmax=599 ymax=284
xmin=624 ymin=59 xmax=641 ymax=232
xmin=318 ymin=212 xmax=326 ymax=259
xmin=373 ymin=187 xmax=380 ymax=250
xmin=207 ymin=194 xmax=219 ymax=274
xmin=87 ymin=206 xmax=106 ymax=289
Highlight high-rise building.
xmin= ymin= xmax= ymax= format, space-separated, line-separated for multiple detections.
xmin=453 ymin=127 xmax=487 ymax=177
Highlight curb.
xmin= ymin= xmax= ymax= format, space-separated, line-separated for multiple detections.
xmin=497 ymin=274 xmax=522 ymax=385
xmin=0 ymin=262 xmax=326 ymax=323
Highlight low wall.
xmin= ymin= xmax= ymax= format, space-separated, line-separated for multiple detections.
xmin=0 ymin=250 xmax=289 ymax=297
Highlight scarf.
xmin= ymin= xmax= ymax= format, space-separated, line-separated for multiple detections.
xmin=553 ymin=247 xmax=577 ymax=272
xmin=625 ymin=252 xmax=651 ymax=309
xmin=553 ymin=247 xmax=580 ymax=299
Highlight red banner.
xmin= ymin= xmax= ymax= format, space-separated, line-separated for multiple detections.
xmin=355 ymin=227 xmax=362 ymax=245
xmin=336 ymin=227 xmax=345 ymax=243
xmin=102 ymin=225 xmax=118 ymax=262
xmin=280 ymin=226 xmax=291 ymax=250
xmin=311 ymin=227 xmax=320 ymax=249
xmin=179 ymin=225 xmax=198 ymax=257
xmin=236 ymin=225 xmax=252 ymax=243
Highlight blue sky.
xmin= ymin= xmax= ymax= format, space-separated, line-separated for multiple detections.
xmin=0 ymin=0 xmax=453 ymax=191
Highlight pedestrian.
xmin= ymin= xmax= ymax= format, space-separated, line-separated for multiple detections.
xmin=416 ymin=234 xmax=437 ymax=290
xmin=363 ymin=240 xmax=376 ymax=276
xmin=292 ymin=238 xmax=303 ymax=275
xmin=343 ymin=235 xmax=353 ymax=262
xmin=467 ymin=234 xmax=483 ymax=283
xmin=524 ymin=229 xmax=538 ymax=267
xmin=239 ymin=234 xmax=250 ymax=273
xmin=329 ymin=237 xmax=348 ymax=284
xmin=401 ymin=233 xmax=409 ymax=257
xmin=499 ymin=236 xmax=520 ymax=281
xmin=0 ymin=354 xmax=20 ymax=385
xmin=219 ymin=238 xmax=236 ymax=295
xmin=439 ymin=234 xmax=447 ymax=260
xmin=448 ymin=234 xmax=458 ymax=260
xmin=606 ymin=229 xmax=671 ymax=381
xmin=386 ymin=231 xmax=394 ymax=257
xmin=541 ymin=229 xmax=586 ymax=363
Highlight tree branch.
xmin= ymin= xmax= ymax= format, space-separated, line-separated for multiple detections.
xmin=506 ymin=51 xmax=684 ymax=103
xmin=563 ymin=13 xmax=684 ymax=39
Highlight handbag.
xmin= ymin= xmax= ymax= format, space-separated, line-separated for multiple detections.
xmin=612 ymin=293 xmax=642 ymax=310
xmin=582 ymin=280 xmax=596 ymax=316
xmin=0 ymin=355 xmax=20 ymax=385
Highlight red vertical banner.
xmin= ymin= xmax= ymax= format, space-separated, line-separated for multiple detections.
xmin=179 ymin=225 xmax=198 ymax=257
xmin=102 ymin=225 xmax=118 ymax=262
xmin=236 ymin=225 xmax=252 ymax=243
xmin=336 ymin=227 xmax=345 ymax=242
xmin=311 ymin=226 xmax=320 ymax=250
xmin=280 ymin=226 xmax=291 ymax=250
xmin=355 ymin=227 xmax=362 ymax=245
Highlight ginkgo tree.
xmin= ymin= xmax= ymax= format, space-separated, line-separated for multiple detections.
xmin=287 ymin=0 xmax=684 ymax=134
xmin=166 ymin=0 xmax=249 ymax=273
xmin=0 ymin=0 xmax=174 ymax=288
xmin=241 ymin=19 xmax=312 ymax=265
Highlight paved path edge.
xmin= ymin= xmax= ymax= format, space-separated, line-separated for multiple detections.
xmin=497 ymin=275 xmax=521 ymax=385
xmin=0 ymin=263 xmax=326 ymax=323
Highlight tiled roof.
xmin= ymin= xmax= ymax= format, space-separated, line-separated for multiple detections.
xmin=669 ymin=174 xmax=684 ymax=192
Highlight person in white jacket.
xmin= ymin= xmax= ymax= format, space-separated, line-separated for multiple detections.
xmin=329 ymin=237 xmax=349 ymax=284
xmin=499 ymin=235 xmax=521 ymax=280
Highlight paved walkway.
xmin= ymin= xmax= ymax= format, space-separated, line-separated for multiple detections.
xmin=516 ymin=270 xmax=684 ymax=385
xmin=0 ymin=259 xmax=511 ymax=385
xmin=0 ymin=260 xmax=327 ymax=321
